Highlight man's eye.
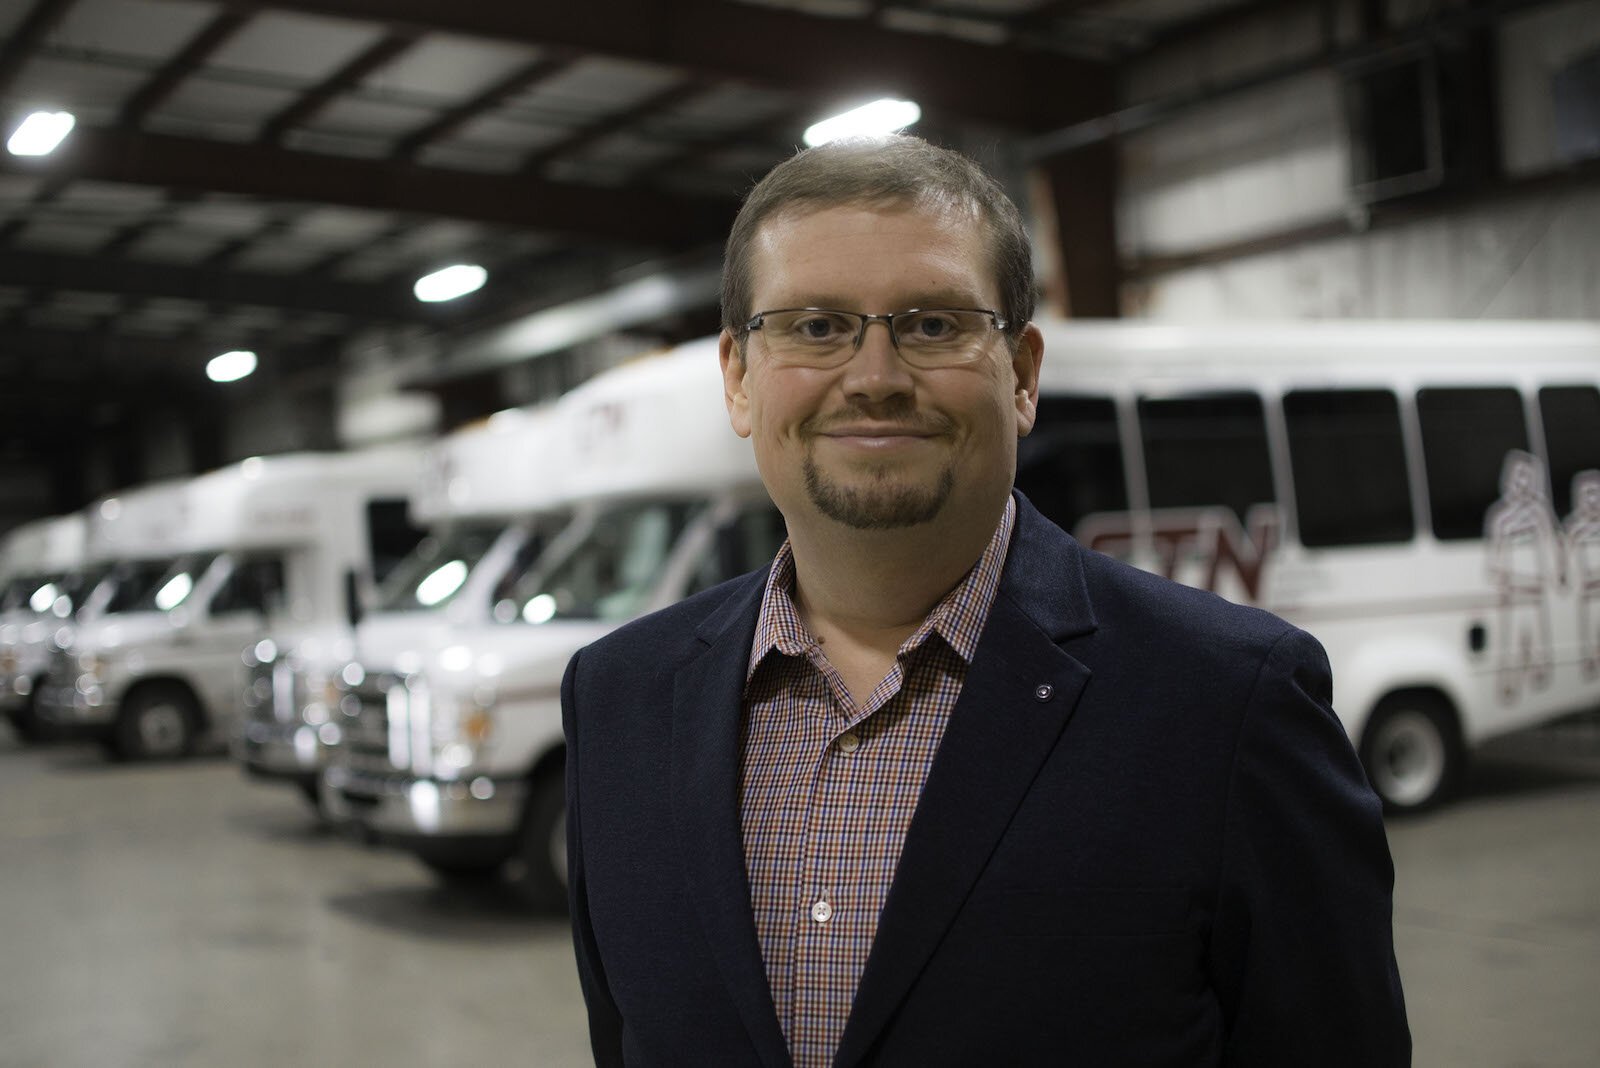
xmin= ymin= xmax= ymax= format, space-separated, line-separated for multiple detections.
xmin=903 ymin=313 xmax=959 ymax=341
xmin=792 ymin=315 xmax=850 ymax=342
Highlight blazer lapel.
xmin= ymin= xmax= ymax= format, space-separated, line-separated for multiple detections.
xmin=835 ymin=497 xmax=1099 ymax=1068
xmin=670 ymin=572 xmax=792 ymax=1068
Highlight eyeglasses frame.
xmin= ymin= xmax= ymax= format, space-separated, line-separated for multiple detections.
xmin=741 ymin=306 xmax=1011 ymax=366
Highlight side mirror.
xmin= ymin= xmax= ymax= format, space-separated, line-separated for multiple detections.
xmin=344 ymin=569 xmax=364 ymax=631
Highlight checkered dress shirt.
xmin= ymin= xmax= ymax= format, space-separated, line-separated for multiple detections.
xmin=740 ymin=497 xmax=1016 ymax=1068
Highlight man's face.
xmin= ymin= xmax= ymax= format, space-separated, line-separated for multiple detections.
xmin=720 ymin=201 xmax=1042 ymax=533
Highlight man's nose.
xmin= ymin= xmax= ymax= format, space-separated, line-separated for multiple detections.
xmin=841 ymin=318 xmax=914 ymax=400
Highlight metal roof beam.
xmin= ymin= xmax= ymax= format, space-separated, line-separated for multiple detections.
xmin=0 ymin=247 xmax=431 ymax=323
xmin=260 ymin=29 xmax=422 ymax=144
xmin=0 ymin=126 xmax=735 ymax=246
xmin=520 ymin=77 xmax=710 ymax=174
xmin=222 ymin=0 xmax=1109 ymax=131
xmin=0 ymin=0 xmax=77 ymax=98
xmin=391 ymin=55 xmax=576 ymax=160
xmin=118 ymin=9 xmax=254 ymax=128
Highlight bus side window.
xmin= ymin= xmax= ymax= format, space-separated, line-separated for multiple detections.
xmin=1538 ymin=386 xmax=1600 ymax=517
xmin=1283 ymin=389 xmax=1413 ymax=547
xmin=1015 ymin=394 xmax=1128 ymax=533
xmin=365 ymin=499 xmax=427 ymax=584
xmin=1138 ymin=392 xmax=1275 ymax=524
xmin=210 ymin=555 xmax=287 ymax=616
xmin=1416 ymin=387 xmax=1529 ymax=540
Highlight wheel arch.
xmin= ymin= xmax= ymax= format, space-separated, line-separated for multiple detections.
xmin=117 ymin=674 xmax=208 ymax=728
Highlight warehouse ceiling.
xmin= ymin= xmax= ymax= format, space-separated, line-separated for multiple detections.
xmin=0 ymin=0 xmax=1282 ymax=468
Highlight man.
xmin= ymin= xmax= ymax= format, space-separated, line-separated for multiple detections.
xmin=562 ymin=135 xmax=1410 ymax=1066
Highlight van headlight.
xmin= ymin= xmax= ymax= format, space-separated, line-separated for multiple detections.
xmin=300 ymin=670 xmax=342 ymax=727
xmin=428 ymin=689 xmax=496 ymax=777
xmin=75 ymin=652 xmax=106 ymax=690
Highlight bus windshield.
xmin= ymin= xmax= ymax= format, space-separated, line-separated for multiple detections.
xmin=114 ymin=554 xmax=217 ymax=614
xmin=498 ymin=499 xmax=698 ymax=625
xmin=376 ymin=521 xmax=510 ymax=613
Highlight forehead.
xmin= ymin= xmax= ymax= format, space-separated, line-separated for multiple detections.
xmin=747 ymin=202 xmax=996 ymax=307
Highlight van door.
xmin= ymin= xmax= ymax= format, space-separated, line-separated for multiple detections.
xmin=190 ymin=553 xmax=289 ymax=731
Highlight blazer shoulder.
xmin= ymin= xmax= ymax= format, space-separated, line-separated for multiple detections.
xmin=1075 ymin=540 xmax=1304 ymax=662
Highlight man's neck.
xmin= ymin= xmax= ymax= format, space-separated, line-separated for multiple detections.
xmin=785 ymin=501 xmax=1005 ymax=651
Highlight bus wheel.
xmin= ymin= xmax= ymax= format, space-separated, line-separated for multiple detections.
xmin=1359 ymin=693 xmax=1461 ymax=813
xmin=114 ymin=683 xmax=199 ymax=761
xmin=6 ymin=688 xmax=46 ymax=743
xmin=506 ymin=774 xmax=567 ymax=914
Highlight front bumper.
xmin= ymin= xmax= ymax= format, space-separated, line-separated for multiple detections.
xmin=323 ymin=763 xmax=527 ymax=843
xmin=236 ymin=720 xmax=334 ymax=782
xmin=34 ymin=676 xmax=115 ymax=730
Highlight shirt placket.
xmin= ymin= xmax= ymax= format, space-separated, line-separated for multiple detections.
xmin=790 ymin=647 xmax=912 ymax=1066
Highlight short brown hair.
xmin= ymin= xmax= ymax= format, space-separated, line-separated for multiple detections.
xmin=721 ymin=135 xmax=1034 ymax=344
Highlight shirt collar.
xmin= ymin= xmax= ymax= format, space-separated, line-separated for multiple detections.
xmin=747 ymin=496 xmax=1017 ymax=679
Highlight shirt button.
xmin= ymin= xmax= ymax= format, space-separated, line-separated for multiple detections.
xmin=837 ymin=731 xmax=861 ymax=754
xmin=810 ymin=898 xmax=833 ymax=923
xmin=1034 ymin=683 xmax=1054 ymax=702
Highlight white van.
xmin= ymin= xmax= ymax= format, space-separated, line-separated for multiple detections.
xmin=237 ymin=408 xmax=567 ymax=805
xmin=323 ymin=339 xmax=783 ymax=908
xmin=0 ymin=513 xmax=88 ymax=738
xmin=1018 ymin=319 xmax=1600 ymax=811
xmin=36 ymin=448 xmax=423 ymax=760
xmin=2 ymin=485 xmax=199 ymax=742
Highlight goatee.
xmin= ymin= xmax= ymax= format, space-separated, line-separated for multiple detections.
xmin=801 ymin=455 xmax=955 ymax=530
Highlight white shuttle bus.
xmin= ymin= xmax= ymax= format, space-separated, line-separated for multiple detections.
xmin=37 ymin=448 xmax=422 ymax=760
xmin=324 ymin=339 xmax=783 ymax=908
xmin=238 ymin=407 xmax=567 ymax=805
xmin=0 ymin=513 xmax=88 ymax=738
xmin=1019 ymin=319 xmax=1600 ymax=811
xmin=2 ymin=484 xmax=196 ymax=742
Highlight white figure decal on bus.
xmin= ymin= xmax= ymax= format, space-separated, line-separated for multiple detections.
xmin=1566 ymin=470 xmax=1600 ymax=681
xmin=1075 ymin=505 xmax=1280 ymax=603
xmin=1485 ymin=451 xmax=1564 ymax=704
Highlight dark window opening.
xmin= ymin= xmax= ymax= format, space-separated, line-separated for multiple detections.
xmin=1539 ymin=386 xmax=1600 ymax=517
xmin=1014 ymin=395 xmax=1128 ymax=534
xmin=1284 ymin=389 xmax=1414 ymax=547
xmin=1416 ymin=387 xmax=1528 ymax=540
xmin=365 ymin=498 xmax=427 ymax=584
xmin=210 ymin=555 xmax=287 ymax=616
xmin=1138 ymin=392 xmax=1276 ymax=525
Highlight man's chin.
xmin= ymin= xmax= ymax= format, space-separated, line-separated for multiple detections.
xmin=802 ymin=465 xmax=954 ymax=531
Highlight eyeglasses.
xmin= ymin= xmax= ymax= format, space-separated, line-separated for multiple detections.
xmin=743 ymin=307 xmax=1009 ymax=369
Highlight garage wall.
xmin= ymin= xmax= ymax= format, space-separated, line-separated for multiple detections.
xmin=1115 ymin=0 xmax=1600 ymax=320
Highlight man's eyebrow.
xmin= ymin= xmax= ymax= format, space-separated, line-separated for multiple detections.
xmin=760 ymin=291 xmax=991 ymax=311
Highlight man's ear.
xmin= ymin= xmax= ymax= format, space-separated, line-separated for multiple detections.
xmin=719 ymin=330 xmax=753 ymax=439
xmin=1012 ymin=321 xmax=1044 ymax=437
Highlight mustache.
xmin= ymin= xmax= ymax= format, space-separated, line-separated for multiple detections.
xmin=800 ymin=402 xmax=954 ymax=437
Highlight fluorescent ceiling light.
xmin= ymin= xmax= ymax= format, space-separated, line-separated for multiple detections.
xmin=207 ymin=350 xmax=257 ymax=383
xmin=7 ymin=111 xmax=75 ymax=156
xmin=414 ymin=264 xmax=487 ymax=302
xmin=803 ymin=99 xmax=921 ymax=147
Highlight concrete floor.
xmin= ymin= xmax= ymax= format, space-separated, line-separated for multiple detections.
xmin=1 ymin=720 xmax=1597 ymax=1068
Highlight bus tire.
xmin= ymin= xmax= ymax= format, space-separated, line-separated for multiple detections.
xmin=506 ymin=773 xmax=567 ymax=914
xmin=6 ymin=685 xmax=46 ymax=743
xmin=113 ymin=682 xmax=200 ymax=761
xmin=420 ymin=855 xmax=505 ymax=883
xmin=1359 ymin=691 xmax=1462 ymax=813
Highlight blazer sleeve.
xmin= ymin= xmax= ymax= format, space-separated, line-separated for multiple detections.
xmin=562 ymin=647 xmax=626 ymax=1067
xmin=1208 ymin=627 xmax=1412 ymax=1066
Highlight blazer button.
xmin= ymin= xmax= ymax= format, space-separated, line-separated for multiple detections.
xmin=1034 ymin=683 xmax=1054 ymax=702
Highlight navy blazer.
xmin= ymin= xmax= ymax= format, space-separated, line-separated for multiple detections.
xmin=562 ymin=493 xmax=1410 ymax=1066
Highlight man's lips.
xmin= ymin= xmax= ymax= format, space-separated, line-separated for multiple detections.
xmin=815 ymin=423 xmax=942 ymax=439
